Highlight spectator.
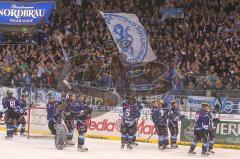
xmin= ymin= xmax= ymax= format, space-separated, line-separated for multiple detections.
xmin=0 ymin=0 xmax=239 ymax=93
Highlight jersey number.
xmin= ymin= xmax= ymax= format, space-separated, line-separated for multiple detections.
xmin=9 ymin=101 xmax=16 ymax=108
xmin=125 ymin=109 xmax=130 ymax=117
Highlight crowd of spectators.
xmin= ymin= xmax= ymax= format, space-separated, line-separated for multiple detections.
xmin=0 ymin=0 xmax=239 ymax=92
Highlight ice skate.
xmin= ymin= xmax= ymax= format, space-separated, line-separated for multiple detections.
xmin=121 ymin=143 xmax=125 ymax=149
xmin=56 ymin=144 xmax=64 ymax=150
xmin=164 ymin=145 xmax=171 ymax=149
xmin=208 ymin=149 xmax=215 ymax=154
xmin=188 ymin=149 xmax=196 ymax=155
xmin=201 ymin=151 xmax=209 ymax=157
xmin=20 ymin=133 xmax=27 ymax=137
xmin=127 ymin=143 xmax=133 ymax=150
xmin=78 ymin=145 xmax=88 ymax=152
xmin=158 ymin=145 xmax=165 ymax=150
xmin=5 ymin=135 xmax=13 ymax=140
xmin=132 ymin=142 xmax=138 ymax=147
xmin=66 ymin=140 xmax=75 ymax=146
xmin=171 ymin=144 xmax=178 ymax=149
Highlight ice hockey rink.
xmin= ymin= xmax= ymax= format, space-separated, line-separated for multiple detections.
xmin=0 ymin=133 xmax=239 ymax=159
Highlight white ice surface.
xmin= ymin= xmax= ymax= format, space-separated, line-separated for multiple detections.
xmin=0 ymin=133 xmax=239 ymax=159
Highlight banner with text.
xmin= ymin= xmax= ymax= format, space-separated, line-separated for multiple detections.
xmin=181 ymin=118 xmax=240 ymax=146
xmin=187 ymin=96 xmax=240 ymax=115
xmin=0 ymin=1 xmax=56 ymax=25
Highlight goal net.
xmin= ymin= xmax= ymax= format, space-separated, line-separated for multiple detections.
xmin=27 ymin=107 xmax=53 ymax=139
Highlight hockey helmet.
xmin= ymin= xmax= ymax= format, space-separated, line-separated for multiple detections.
xmin=78 ymin=93 xmax=86 ymax=101
xmin=71 ymin=93 xmax=78 ymax=101
xmin=48 ymin=93 xmax=55 ymax=99
xmin=127 ymin=95 xmax=135 ymax=102
xmin=159 ymin=100 xmax=164 ymax=104
xmin=171 ymin=100 xmax=177 ymax=107
xmin=171 ymin=100 xmax=176 ymax=103
xmin=156 ymin=100 xmax=164 ymax=107
xmin=6 ymin=90 xmax=13 ymax=96
xmin=21 ymin=91 xmax=28 ymax=97
xmin=201 ymin=102 xmax=208 ymax=108
xmin=78 ymin=93 xmax=86 ymax=97
xmin=207 ymin=103 xmax=212 ymax=108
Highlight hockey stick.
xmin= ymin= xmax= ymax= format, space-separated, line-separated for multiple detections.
xmin=211 ymin=91 xmax=223 ymax=119
xmin=62 ymin=79 xmax=72 ymax=90
xmin=146 ymin=128 xmax=156 ymax=141
xmin=215 ymin=96 xmax=223 ymax=118
xmin=137 ymin=119 xmax=141 ymax=138
xmin=16 ymin=103 xmax=34 ymax=121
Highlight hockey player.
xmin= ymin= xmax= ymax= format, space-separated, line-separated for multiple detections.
xmin=207 ymin=104 xmax=220 ymax=154
xmin=132 ymin=97 xmax=144 ymax=146
xmin=188 ymin=103 xmax=210 ymax=156
xmin=120 ymin=95 xmax=139 ymax=150
xmin=1 ymin=90 xmax=21 ymax=139
xmin=15 ymin=92 xmax=29 ymax=136
xmin=47 ymin=93 xmax=69 ymax=150
xmin=47 ymin=94 xmax=60 ymax=135
xmin=64 ymin=93 xmax=76 ymax=146
xmin=71 ymin=94 xmax=92 ymax=152
xmin=168 ymin=100 xmax=180 ymax=148
xmin=151 ymin=100 xmax=169 ymax=150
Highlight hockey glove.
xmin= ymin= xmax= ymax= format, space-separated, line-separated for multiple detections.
xmin=179 ymin=115 xmax=187 ymax=119
xmin=213 ymin=118 xmax=220 ymax=123
xmin=23 ymin=111 xmax=28 ymax=116
xmin=85 ymin=107 xmax=93 ymax=115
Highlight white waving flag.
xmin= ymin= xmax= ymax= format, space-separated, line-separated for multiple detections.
xmin=100 ymin=11 xmax=156 ymax=66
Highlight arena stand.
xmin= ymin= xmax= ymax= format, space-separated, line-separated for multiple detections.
xmin=0 ymin=0 xmax=240 ymax=149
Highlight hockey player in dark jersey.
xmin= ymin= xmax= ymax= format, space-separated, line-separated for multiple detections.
xmin=47 ymin=94 xmax=60 ymax=136
xmin=64 ymin=93 xmax=76 ymax=146
xmin=151 ymin=100 xmax=169 ymax=150
xmin=71 ymin=94 xmax=92 ymax=152
xmin=207 ymin=104 xmax=220 ymax=154
xmin=120 ymin=95 xmax=139 ymax=150
xmin=1 ymin=90 xmax=21 ymax=139
xmin=168 ymin=100 xmax=180 ymax=148
xmin=47 ymin=93 xmax=69 ymax=150
xmin=15 ymin=92 xmax=29 ymax=136
xmin=131 ymin=97 xmax=144 ymax=146
xmin=188 ymin=103 xmax=210 ymax=156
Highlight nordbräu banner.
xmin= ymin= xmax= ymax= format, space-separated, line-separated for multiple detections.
xmin=0 ymin=1 xmax=56 ymax=25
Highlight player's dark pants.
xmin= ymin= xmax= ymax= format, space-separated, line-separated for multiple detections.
xmin=76 ymin=119 xmax=87 ymax=146
xmin=155 ymin=124 xmax=169 ymax=146
xmin=120 ymin=123 xmax=136 ymax=145
xmin=48 ymin=119 xmax=57 ymax=135
xmin=208 ymin=128 xmax=216 ymax=150
xmin=16 ymin=114 xmax=27 ymax=134
xmin=5 ymin=112 xmax=18 ymax=137
xmin=190 ymin=129 xmax=209 ymax=153
xmin=64 ymin=116 xmax=75 ymax=141
xmin=132 ymin=121 xmax=138 ymax=143
xmin=169 ymin=122 xmax=178 ymax=145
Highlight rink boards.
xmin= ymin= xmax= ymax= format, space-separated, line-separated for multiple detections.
xmin=0 ymin=106 xmax=240 ymax=150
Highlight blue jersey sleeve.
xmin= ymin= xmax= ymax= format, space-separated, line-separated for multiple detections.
xmin=2 ymin=97 xmax=7 ymax=109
